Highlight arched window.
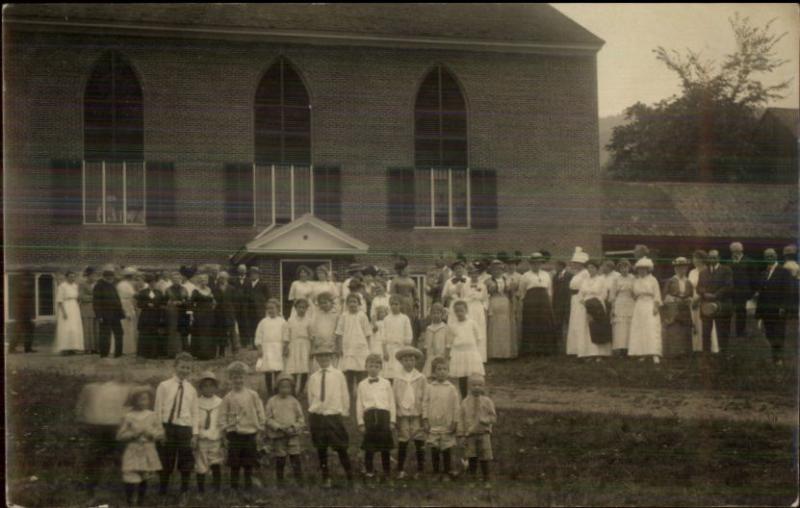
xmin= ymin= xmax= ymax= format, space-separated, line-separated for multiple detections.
xmin=255 ymin=57 xmax=311 ymax=164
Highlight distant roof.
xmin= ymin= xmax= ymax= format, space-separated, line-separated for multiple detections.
xmin=4 ymin=3 xmax=604 ymax=53
xmin=603 ymin=181 xmax=797 ymax=238
xmin=762 ymin=108 xmax=799 ymax=139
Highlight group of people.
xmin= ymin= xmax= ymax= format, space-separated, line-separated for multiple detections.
xmin=76 ymin=344 xmax=497 ymax=506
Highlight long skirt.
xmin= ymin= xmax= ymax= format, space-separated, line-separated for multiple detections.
xmin=663 ymin=322 xmax=692 ymax=358
xmin=467 ymin=301 xmax=487 ymax=362
xmin=55 ymin=300 xmax=85 ymax=352
xmin=521 ymin=288 xmax=556 ymax=356
xmin=82 ymin=316 xmax=99 ymax=353
xmin=165 ymin=305 xmax=184 ymax=358
xmin=120 ymin=313 xmax=138 ymax=355
xmin=566 ymin=293 xmax=587 ymax=356
xmin=138 ymin=327 xmax=162 ymax=359
xmin=612 ymin=317 xmax=632 ymax=350
xmin=487 ymin=294 xmax=516 ymax=359
xmin=628 ymin=297 xmax=662 ymax=357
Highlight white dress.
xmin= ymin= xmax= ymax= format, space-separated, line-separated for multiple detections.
xmin=578 ymin=275 xmax=612 ymax=358
xmin=255 ymin=316 xmax=286 ymax=372
xmin=55 ymin=282 xmax=84 ymax=352
xmin=464 ymin=280 xmax=489 ymax=362
xmin=688 ymin=268 xmax=719 ymax=353
xmin=289 ymin=280 xmax=316 ymax=319
xmin=381 ymin=312 xmax=413 ymax=379
xmin=116 ymin=280 xmax=138 ymax=355
xmin=311 ymin=280 xmax=341 ymax=313
xmin=283 ymin=314 xmax=312 ymax=375
xmin=566 ymin=269 xmax=590 ymax=355
xmin=628 ymin=275 xmax=663 ymax=357
xmin=336 ymin=311 xmax=371 ymax=372
xmin=611 ymin=274 xmax=635 ymax=350
xmin=447 ymin=318 xmax=485 ymax=378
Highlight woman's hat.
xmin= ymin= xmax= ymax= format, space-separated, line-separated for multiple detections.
xmin=634 ymin=257 xmax=654 ymax=270
xmin=312 ymin=343 xmax=337 ymax=356
xmin=530 ymin=252 xmax=545 ymax=263
xmin=395 ymin=346 xmax=424 ymax=362
xmin=451 ymin=259 xmax=465 ymax=269
xmin=180 ymin=265 xmax=197 ymax=278
xmin=490 ymin=259 xmax=505 ymax=267
xmin=275 ymin=372 xmax=295 ymax=387
xmin=122 ymin=266 xmax=138 ymax=276
xmin=672 ymin=257 xmax=691 ymax=267
xmin=570 ymin=247 xmax=589 ymax=264
xmin=198 ymin=370 xmax=218 ymax=385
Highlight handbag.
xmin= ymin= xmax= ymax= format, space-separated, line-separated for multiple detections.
xmin=700 ymin=301 xmax=719 ymax=318
xmin=584 ymin=297 xmax=612 ymax=345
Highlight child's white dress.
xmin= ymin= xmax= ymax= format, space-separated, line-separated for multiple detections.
xmin=422 ymin=322 xmax=450 ymax=377
xmin=447 ymin=318 xmax=485 ymax=378
xmin=255 ymin=316 xmax=287 ymax=372
xmin=381 ymin=312 xmax=413 ymax=379
xmin=369 ymin=294 xmax=391 ymax=323
xmin=371 ymin=319 xmax=386 ymax=356
xmin=284 ymin=314 xmax=312 ymax=375
xmin=117 ymin=409 xmax=164 ymax=482
xmin=463 ymin=281 xmax=489 ymax=362
xmin=336 ymin=311 xmax=372 ymax=372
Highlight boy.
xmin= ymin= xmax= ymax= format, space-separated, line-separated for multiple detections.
xmin=307 ymin=343 xmax=354 ymax=488
xmin=393 ymin=346 xmax=427 ymax=480
xmin=194 ymin=370 xmax=223 ymax=494
xmin=458 ymin=374 xmax=497 ymax=489
xmin=311 ymin=292 xmax=339 ymax=370
xmin=219 ymin=361 xmax=266 ymax=499
xmin=423 ymin=357 xmax=460 ymax=481
xmin=356 ymin=353 xmax=395 ymax=485
xmin=265 ymin=373 xmax=306 ymax=485
xmin=154 ymin=352 xmax=198 ymax=504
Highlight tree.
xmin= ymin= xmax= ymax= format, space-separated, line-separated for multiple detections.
xmin=606 ymin=14 xmax=791 ymax=182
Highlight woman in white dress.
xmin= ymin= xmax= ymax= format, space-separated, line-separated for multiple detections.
xmin=566 ymin=248 xmax=590 ymax=356
xmin=628 ymin=257 xmax=663 ymax=364
xmin=55 ymin=271 xmax=84 ymax=354
xmin=464 ymin=263 xmax=489 ymax=362
xmin=578 ymin=260 xmax=612 ymax=360
xmin=610 ymin=259 xmax=635 ymax=355
xmin=688 ymin=250 xmax=719 ymax=353
xmin=117 ymin=267 xmax=139 ymax=355
xmin=288 ymin=265 xmax=316 ymax=319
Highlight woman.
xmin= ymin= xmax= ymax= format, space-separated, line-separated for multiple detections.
xmin=79 ymin=267 xmax=99 ymax=354
xmin=464 ymin=262 xmax=489 ymax=362
xmin=662 ymin=257 xmax=694 ymax=358
xmin=55 ymin=270 xmax=84 ymax=354
xmin=486 ymin=259 xmax=516 ymax=359
xmin=610 ymin=259 xmax=635 ymax=355
xmin=566 ymin=248 xmax=591 ymax=356
xmin=190 ymin=273 xmax=217 ymax=360
xmin=135 ymin=273 xmax=165 ymax=359
xmin=288 ymin=265 xmax=315 ymax=319
xmin=504 ymin=255 xmax=523 ymax=352
xmin=164 ymin=271 xmax=189 ymax=358
xmin=518 ymin=252 xmax=556 ymax=356
xmin=628 ymin=257 xmax=663 ymax=364
xmin=390 ymin=256 xmax=417 ymax=320
xmin=578 ymin=260 xmax=612 ymax=360
xmin=116 ymin=267 xmax=139 ymax=355
xmin=688 ymin=250 xmax=719 ymax=354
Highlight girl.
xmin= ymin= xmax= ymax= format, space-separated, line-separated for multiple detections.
xmin=310 ymin=292 xmax=340 ymax=371
xmin=370 ymin=281 xmax=391 ymax=324
xmin=55 ymin=270 xmax=84 ymax=354
xmin=255 ymin=299 xmax=287 ymax=396
xmin=422 ymin=303 xmax=449 ymax=377
xmin=284 ymin=298 xmax=313 ymax=395
xmin=447 ymin=300 xmax=485 ymax=398
xmin=610 ymin=259 xmax=635 ymax=355
xmin=371 ymin=305 xmax=389 ymax=357
xmin=578 ymin=260 xmax=612 ymax=361
xmin=441 ymin=260 xmax=468 ymax=318
xmin=118 ymin=386 xmax=164 ymax=507
xmin=661 ymin=257 xmax=694 ymax=358
xmin=312 ymin=265 xmax=339 ymax=313
xmin=336 ymin=293 xmax=372 ymax=397
xmin=628 ymin=257 xmax=663 ymax=364
xmin=464 ymin=263 xmax=489 ymax=362
xmin=381 ymin=295 xmax=414 ymax=380
xmin=289 ymin=265 xmax=316 ymax=319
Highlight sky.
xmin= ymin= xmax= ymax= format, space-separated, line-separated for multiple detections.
xmin=551 ymin=3 xmax=800 ymax=117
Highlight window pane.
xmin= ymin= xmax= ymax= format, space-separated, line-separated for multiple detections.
xmin=433 ymin=168 xmax=449 ymax=227
xmin=274 ymin=164 xmax=292 ymax=224
xmin=255 ymin=105 xmax=283 ymax=132
xmin=442 ymin=138 xmax=468 ymax=168
xmin=294 ymin=165 xmax=311 ymax=217
xmin=85 ymin=161 xmax=103 ymax=224
xmin=255 ymin=163 xmax=273 ymax=226
xmin=441 ymin=111 xmax=466 ymax=137
xmin=255 ymin=133 xmax=282 ymax=165
xmin=415 ymin=110 xmax=440 ymax=138
xmin=282 ymin=64 xmax=309 ymax=107
xmin=415 ymin=168 xmax=431 ymax=227
xmin=105 ymin=162 xmax=124 ymax=224
xmin=451 ymin=168 xmax=468 ymax=227
xmin=284 ymin=106 xmax=310 ymax=133
xmin=414 ymin=138 xmax=440 ymax=168
xmin=126 ymin=161 xmax=145 ymax=224
xmin=283 ymin=135 xmax=311 ymax=165
xmin=37 ymin=274 xmax=54 ymax=317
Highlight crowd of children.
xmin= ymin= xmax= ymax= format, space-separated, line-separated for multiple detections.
xmin=84 ymin=287 xmax=496 ymax=506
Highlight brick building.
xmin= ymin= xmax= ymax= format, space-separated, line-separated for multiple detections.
xmin=3 ymin=4 xmax=605 ymax=321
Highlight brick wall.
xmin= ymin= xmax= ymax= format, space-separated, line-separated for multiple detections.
xmin=4 ymin=29 xmax=603 ymax=276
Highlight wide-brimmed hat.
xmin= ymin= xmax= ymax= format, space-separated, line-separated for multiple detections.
xmin=635 ymin=257 xmax=654 ymax=270
xmin=197 ymin=370 xmax=218 ymax=386
xmin=312 ymin=343 xmax=337 ymax=356
xmin=395 ymin=346 xmax=424 ymax=362
xmin=489 ymin=259 xmax=505 ymax=267
xmin=296 ymin=265 xmax=313 ymax=277
xmin=571 ymin=248 xmax=589 ymax=264
xmin=275 ymin=372 xmax=295 ymax=387
xmin=672 ymin=257 xmax=691 ymax=267
xmin=530 ymin=252 xmax=545 ymax=263
xmin=122 ymin=266 xmax=139 ymax=276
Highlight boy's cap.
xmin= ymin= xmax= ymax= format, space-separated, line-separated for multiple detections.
xmin=275 ymin=372 xmax=294 ymax=387
xmin=312 ymin=343 xmax=337 ymax=356
xmin=395 ymin=346 xmax=423 ymax=362
xmin=226 ymin=361 xmax=250 ymax=374
xmin=468 ymin=374 xmax=486 ymax=385
xmin=198 ymin=370 xmax=218 ymax=385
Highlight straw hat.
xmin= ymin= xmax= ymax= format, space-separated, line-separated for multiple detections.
xmin=197 ymin=370 xmax=218 ymax=386
xmin=570 ymin=247 xmax=589 ymax=264
xmin=672 ymin=257 xmax=691 ymax=266
xmin=634 ymin=257 xmax=654 ymax=270
xmin=395 ymin=346 xmax=424 ymax=362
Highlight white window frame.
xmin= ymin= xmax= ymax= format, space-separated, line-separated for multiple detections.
xmin=83 ymin=160 xmax=147 ymax=225
xmin=253 ymin=163 xmax=314 ymax=227
xmin=414 ymin=167 xmax=471 ymax=230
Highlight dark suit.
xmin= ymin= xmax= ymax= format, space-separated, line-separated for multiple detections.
xmin=727 ymin=255 xmax=757 ymax=337
xmin=696 ymin=264 xmax=733 ymax=354
xmin=213 ymin=282 xmax=240 ymax=354
xmin=230 ymin=275 xmax=248 ymax=345
xmin=93 ymin=278 xmax=125 ymax=357
xmin=552 ymin=269 xmax=573 ymax=327
xmin=135 ymin=288 xmax=165 ymax=358
xmin=756 ymin=264 xmax=792 ymax=361
xmin=11 ymin=273 xmax=36 ymax=352
xmin=240 ymin=278 xmax=270 ymax=347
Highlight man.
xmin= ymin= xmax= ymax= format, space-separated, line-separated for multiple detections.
xmin=727 ymin=242 xmax=757 ymax=338
xmin=783 ymin=244 xmax=798 ymax=263
xmin=755 ymin=248 xmax=792 ymax=365
xmin=240 ymin=266 xmax=270 ymax=349
xmin=697 ymin=250 xmax=734 ymax=357
xmin=551 ymin=260 xmax=573 ymax=350
xmin=9 ymin=270 xmax=36 ymax=353
xmin=93 ymin=267 xmax=126 ymax=358
xmin=213 ymin=271 xmax=240 ymax=356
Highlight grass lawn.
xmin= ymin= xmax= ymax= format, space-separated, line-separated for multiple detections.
xmin=6 ymin=369 xmax=798 ymax=507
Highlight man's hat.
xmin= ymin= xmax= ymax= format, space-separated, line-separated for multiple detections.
xmin=312 ymin=343 xmax=337 ymax=356
xmin=395 ymin=346 xmax=424 ymax=362
xmin=198 ymin=370 xmax=218 ymax=385
xmin=275 ymin=372 xmax=295 ymax=387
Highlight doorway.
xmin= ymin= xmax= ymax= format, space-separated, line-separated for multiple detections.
xmin=279 ymin=259 xmax=332 ymax=319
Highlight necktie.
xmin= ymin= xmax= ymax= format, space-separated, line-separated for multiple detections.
xmin=203 ymin=408 xmax=212 ymax=430
xmin=168 ymin=381 xmax=183 ymax=424
xmin=320 ymin=369 xmax=326 ymax=402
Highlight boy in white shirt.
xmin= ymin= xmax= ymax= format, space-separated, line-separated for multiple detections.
xmin=423 ymin=357 xmax=460 ymax=481
xmin=356 ymin=353 xmax=396 ymax=484
xmin=194 ymin=370 xmax=223 ymax=493
xmin=393 ymin=346 xmax=427 ymax=480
